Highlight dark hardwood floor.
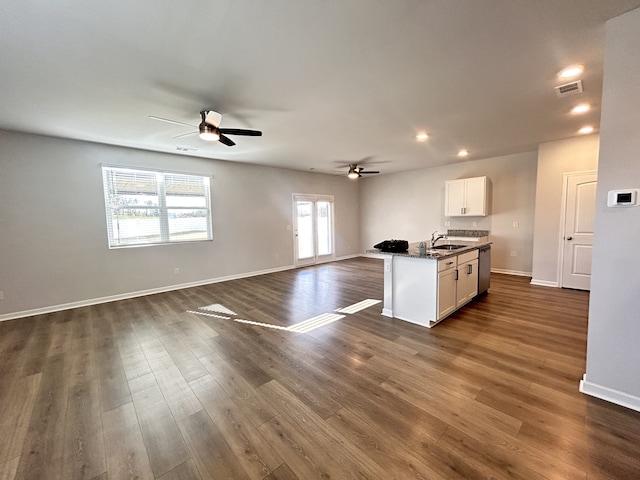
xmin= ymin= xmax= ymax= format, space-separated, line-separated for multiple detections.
xmin=1 ymin=257 xmax=639 ymax=479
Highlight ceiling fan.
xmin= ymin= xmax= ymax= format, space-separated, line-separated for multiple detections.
xmin=346 ymin=164 xmax=380 ymax=179
xmin=149 ymin=110 xmax=262 ymax=147
xmin=333 ymin=156 xmax=384 ymax=179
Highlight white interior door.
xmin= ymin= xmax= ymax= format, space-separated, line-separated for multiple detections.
xmin=561 ymin=172 xmax=597 ymax=290
xmin=293 ymin=195 xmax=334 ymax=267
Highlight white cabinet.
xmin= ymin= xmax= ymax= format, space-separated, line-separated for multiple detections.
xmin=437 ymin=260 xmax=457 ymax=320
xmin=456 ymin=258 xmax=479 ymax=308
xmin=441 ymin=250 xmax=479 ymax=317
xmin=445 ymin=176 xmax=489 ymax=216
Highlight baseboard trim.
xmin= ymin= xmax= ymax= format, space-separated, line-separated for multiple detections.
xmin=491 ymin=268 xmax=532 ymax=277
xmin=579 ymin=375 xmax=640 ymax=413
xmin=360 ymin=253 xmax=385 ymax=259
xmin=0 ymin=255 xmax=368 ymax=322
xmin=0 ymin=263 xmax=300 ymax=322
xmin=530 ymin=279 xmax=559 ymax=288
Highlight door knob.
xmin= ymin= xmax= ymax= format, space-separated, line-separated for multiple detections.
xmin=567 ymin=236 xmax=573 ymax=240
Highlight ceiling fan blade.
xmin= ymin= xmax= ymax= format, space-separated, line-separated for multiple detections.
xmin=360 ymin=170 xmax=380 ymax=174
xmin=172 ymin=131 xmax=197 ymax=139
xmin=219 ymin=128 xmax=262 ymax=136
xmin=218 ymin=134 xmax=236 ymax=147
xmin=204 ymin=110 xmax=222 ymax=127
xmin=149 ymin=116 xmax=197 ymax=128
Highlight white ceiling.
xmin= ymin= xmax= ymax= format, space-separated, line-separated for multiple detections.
xmin=2 ymin=1 xmax=640 ymax=176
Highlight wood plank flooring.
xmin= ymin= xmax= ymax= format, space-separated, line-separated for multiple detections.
xmin=1 ymin=257 xmax=640 ymax=479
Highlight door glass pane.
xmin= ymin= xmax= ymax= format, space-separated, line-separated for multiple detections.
xmin=316 ymin=201 xmax=332 ymax=256
xmin=296 ymin=201 xmax=314 ymax=260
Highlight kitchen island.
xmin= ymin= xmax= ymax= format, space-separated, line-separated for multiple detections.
xmin=374 ymin=241 xmax=491 ymax=328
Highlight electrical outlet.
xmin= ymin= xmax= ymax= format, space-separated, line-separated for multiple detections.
xmin=513 ymin=221 xmax=519 ymax=228
xmin=510 ymin=251 xmax=517 ymax=257
xmin=472 ymin=221 xmax=478 ymax=227
xmin=444 ymin=221 xmax=451 ymax=227
xmin=174 ymin=268 xmax=180 ymax=275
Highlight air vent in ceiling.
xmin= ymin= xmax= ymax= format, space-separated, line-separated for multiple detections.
xmin=555 ymin=80 xmax=583 ymax=98
xmin=176 ymin=146 xmax=197 ymax=152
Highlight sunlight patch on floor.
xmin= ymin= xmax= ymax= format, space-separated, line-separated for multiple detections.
xmin=336 ymin=299 xmax=381 ymax=314
xmin=189 ymin=298 xmax=380 ymax=333
xmin=200 ymin=304 xmax=237 ymax=315
xmin=287 ymin=313 xmax=346 ymax=333
xmin=234 ymin=318 xmax=290 ymax=330
xmin=186 ymin=310 xmax=231 ymax=320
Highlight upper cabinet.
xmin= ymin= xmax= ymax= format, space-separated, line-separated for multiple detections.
xmin=445 ymin=176 xmax=489 ymax=216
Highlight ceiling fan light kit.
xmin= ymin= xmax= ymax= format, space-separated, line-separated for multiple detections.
xmin=347 ymin=164 xmax=380 ymax=179
xmin=199 ymin=123 xmax=220 ymax=142
xmin=151 ymin=110 xmax=262 ymax=147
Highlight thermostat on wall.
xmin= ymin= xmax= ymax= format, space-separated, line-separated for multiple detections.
xmin=607 ymin=189 xmax=639 ymax=207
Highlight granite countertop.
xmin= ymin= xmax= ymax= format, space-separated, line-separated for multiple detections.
xmin=368 ymin=240 xmax=491 ymax=260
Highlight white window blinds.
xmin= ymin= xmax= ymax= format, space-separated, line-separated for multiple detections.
xmin=102 ymin=166 xmax=212 ymax=248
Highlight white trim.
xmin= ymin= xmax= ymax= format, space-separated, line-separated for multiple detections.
xmin=329 ymin=253 xmax=360 ymax=262
xmin=490 ymin=268 xmax=531 ymax=277
xmin=0 ymin=264 xmax=296 ymax=322
xmin=360 ymin=252 xmax=385 ymax=259
xmin=0 ymin=255 xmax=362 ymax=323
xmin=580 ymin=375 xmax=640 ymax=413
xmin=530 ymin=279 xmax=559 ymax=287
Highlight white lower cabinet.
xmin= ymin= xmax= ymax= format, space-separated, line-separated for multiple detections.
xmin=456 ymin=258 xmax=479 ymax=308
xmin=440 ymin=249 xmax=479 ymax=320
xmin=437 ymin=260 xmax=458 ymax=320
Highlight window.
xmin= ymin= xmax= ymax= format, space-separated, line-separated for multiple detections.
xmin=101 ymin=166 xmax=212 ymax=248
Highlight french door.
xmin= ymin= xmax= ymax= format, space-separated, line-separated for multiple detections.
xmin=293 ymin=195 xmax=335 ymax=267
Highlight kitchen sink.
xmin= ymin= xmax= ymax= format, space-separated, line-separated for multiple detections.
xmin=431 ymin=244 xmax=467 ymax=250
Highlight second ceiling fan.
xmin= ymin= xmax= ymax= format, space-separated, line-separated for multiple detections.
xmin=150 ymin=110 xmax=262 ymax=147
xmin=347 ymin=164 xmax=379 ymax=179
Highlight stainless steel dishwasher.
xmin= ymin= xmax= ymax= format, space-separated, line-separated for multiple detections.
xmin=477 ymin=244 xmax=491 ymax=295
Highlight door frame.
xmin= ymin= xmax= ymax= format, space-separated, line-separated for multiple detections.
xmin=292 ymin=194 xmax=335 ymax=267
xmin=557 ymin=170 xmax=597 ymax=289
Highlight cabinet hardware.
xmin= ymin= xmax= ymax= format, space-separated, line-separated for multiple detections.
xmin=567 ymin=236 xmax=573 ymax=240
xmin=467 ymin=264 xmax=473 ymax=274
xmin=455 ymin=270 xmax=459 ymax=281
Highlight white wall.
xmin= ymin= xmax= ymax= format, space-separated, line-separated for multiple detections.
xmin=581 ymin=7 xmax=640 ymax=411
xmin=0 ymin=130 xmax=360 ymax=319
xmin=530 ymin=135 xmax=599 ymax=286
xmin=359 ymin=151 xmax=538 ymax=275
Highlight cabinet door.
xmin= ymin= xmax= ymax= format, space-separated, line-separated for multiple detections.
xmin=464 ymin=177 xmax=487 ymax=216
xmin=456 ymin=259 xmax=479 ymax=307
xmin=445 ymin=179 xmax=466 ymax=216
xmin=438 ymin=267 xmax=457 ymax=319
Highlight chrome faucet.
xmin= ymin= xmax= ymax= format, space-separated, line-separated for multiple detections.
xmin=430 ymin=230 xmax=447 ymax=248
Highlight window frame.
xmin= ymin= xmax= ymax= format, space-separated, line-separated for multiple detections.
xmin=101 ymin=164 xmax=213 ymax=249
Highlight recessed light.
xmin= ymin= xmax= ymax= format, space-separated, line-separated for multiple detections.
xmin=416 ymin=132 xmax=429 ymax=142
xmin=578 ymin=126 xmax=594 ymax=134
xmin=571 ymin=104 xmax=590 ymax=114
xmin=559 ymin=65 xmax=583 ymax=79
xmin=457 ymin=149 xmax=469 ymax=157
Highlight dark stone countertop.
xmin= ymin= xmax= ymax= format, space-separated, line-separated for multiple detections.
xmin=367 ymin=240 xmax=491 ymax=260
